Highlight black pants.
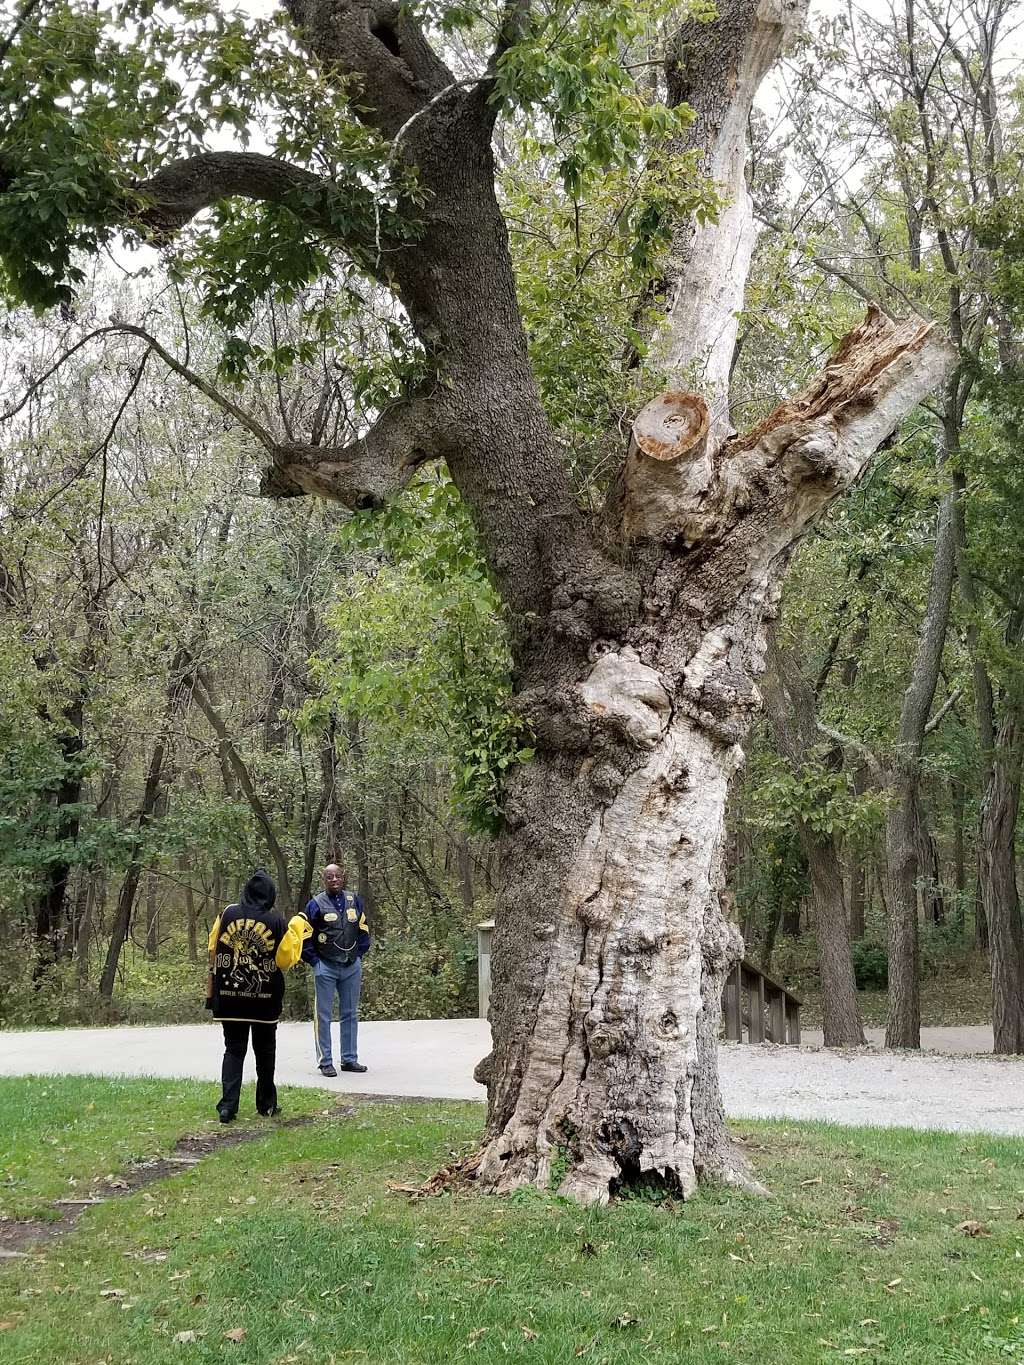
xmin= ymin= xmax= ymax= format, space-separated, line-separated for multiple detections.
xmin=219 ymin=1021 xmax=278 ymax=1117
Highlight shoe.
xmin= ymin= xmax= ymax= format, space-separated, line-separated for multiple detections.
xmin=319 ymin=1063 xmax=338 ymax=1078
xmin=218 ymin=1109 xmax=236 ymax=1124
xmin=258 ymin=1105 xmax=281 ymax=1117
xmin=340 ymin=1062 xmax=368 ymax=1073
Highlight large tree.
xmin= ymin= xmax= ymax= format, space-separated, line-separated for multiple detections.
xmin=0 ymin=0 xmax=953 ymax=1199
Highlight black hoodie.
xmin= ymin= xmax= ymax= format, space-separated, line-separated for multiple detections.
xmin=208 ymin=871 xmax=310 ymax=1023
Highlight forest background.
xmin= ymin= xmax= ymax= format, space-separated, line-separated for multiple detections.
xmin=1 ymin=0 xmax=1021 ymax=1044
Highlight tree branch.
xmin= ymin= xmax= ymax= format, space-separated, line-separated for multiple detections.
xmin=104 ymin=322 xmax=278 ymax=449
xmin=753 ymin=205 xmax=895 ymax=316
xmin=815 ymin=721 xmax=885 ymax=787
xmin=262 ymin=387 xmax=442 ymax=509
xmin=132 ymin=152 xmax=378 ymax=263
xmin=623 ymin=306 xmax=957 ymax=544
xmin=923 ymin=684 xmax=964 ymax=737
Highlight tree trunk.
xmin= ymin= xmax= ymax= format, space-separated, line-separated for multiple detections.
xmin=98 ymin=732 xmax=171 ymax=1001
xmin=144 ymin=872 xmax=159 ymax=959
xmin=980 ymin=708 xmax=1024 ymax=1053
xmin=33 ymin=695 xmax=85 ymax=971
xmin=884 ymin=775 xmax=923 ymax=1048
xmin=457 ymin=835 xmax=475 ymax=913
xmin=975 ymin=872 xmax=989 ymax=954
xmin=98 ymin=657 xmax=189 ymax=1002
xmin=761 ymin=632 xmax=864 ymax=1047
xmin=849 ymin=862 xmax=865 ymax=940
xmin=884 ymin=474 xmax=958 ymax=1048
xmin=189 ymin=666 xmax=294 ymax=911
xmin=478 ymin=707 xmax=749 ymax=1201
xmin=951 ymin=777 xmax=966 ymax=920
xmin=72 ymin=871 xmax=94 ymax=989
xmin=185 ymin=870 xmax=198 ymax=963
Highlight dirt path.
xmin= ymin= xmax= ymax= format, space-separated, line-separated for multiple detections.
xmin=1 ymin=1020 xmax=1021 ymax=1137
xmin=0 ymin=1106 xmax=356 ymax=1256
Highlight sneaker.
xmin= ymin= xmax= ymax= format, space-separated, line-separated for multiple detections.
xmin=258 ymin=1105 xmax=281 ymax=1118
xmin=340 ymin=1062 xmax=368 ymax=1073
xmin=218 ymin=1109 xmax=236 ymax=1124
xmin=319 ymin=1063 xmax=338 ymax=1078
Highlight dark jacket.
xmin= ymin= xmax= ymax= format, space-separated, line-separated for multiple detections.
xmin=208 ymin=871 xmax=311 ymax=1022
xmin=302 ymin=889 xmax=370 ymax=968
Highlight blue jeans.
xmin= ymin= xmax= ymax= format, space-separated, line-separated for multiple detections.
xmin=313 ymin=958 xmax=362 ymax=1066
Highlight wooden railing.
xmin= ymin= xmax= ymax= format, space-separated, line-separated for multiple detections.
xmin=722 ymin=959 xmax=802 ymax=1044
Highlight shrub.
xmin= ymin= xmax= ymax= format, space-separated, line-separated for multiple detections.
xmin=851 ymin=938 xmax=888 ymax=990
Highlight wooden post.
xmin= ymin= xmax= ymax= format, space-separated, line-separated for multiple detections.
xmin=477 ymin=919 xmax=494 ymax=1019
xmin=768 ymin=987 xmax=786 ymax=1043
xmin=747 ymin=966 xmax=766 ymax=1043
xmin=786 ymin=997 xmax=801 ymax=1044
xmin=724 ymin=962 xmax=743 ymax=1041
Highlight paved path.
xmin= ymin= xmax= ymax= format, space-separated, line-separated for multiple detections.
xmin=1 ymin=1020 xmax=1022 ymax=1137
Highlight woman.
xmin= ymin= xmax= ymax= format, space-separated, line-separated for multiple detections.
xmin=206 ymin=869 xmax=311 ymax=1122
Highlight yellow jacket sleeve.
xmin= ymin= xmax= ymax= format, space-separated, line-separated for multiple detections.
xmin=208 ymin=916 xmax=221 ymax=957
xmin=276 ymin=913 xmax=313 ymax=970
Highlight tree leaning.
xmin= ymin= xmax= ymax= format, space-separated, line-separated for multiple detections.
xmin=0 ymin=0 xmax=955 ymax=1201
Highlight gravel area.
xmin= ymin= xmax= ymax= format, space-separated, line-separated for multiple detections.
xmin=1 ymin=1020 xmax=1021 ymax=1137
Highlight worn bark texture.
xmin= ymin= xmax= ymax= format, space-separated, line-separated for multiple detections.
xmin=104 ymin=0 xmax=957 ymax=1199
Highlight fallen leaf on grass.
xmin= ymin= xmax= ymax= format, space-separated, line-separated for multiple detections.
xmin=224 ymin=1328 xmax=247 ymax=1343
xmin=173 ymin=1330 xmax=199 ymax=1344
xmin=100 ymin=1289 xmax=127 ymax=1299
xmin=467 ymin=1328 xmax=487 ymax=1344
xmin=800 ymin=1177 xmax=823 ymax=1186
xmin=956 ymin=1220 xmax=991 ymax=1237
xmin=0 ymin=1322 xmax=16 ymax=1330
xmin=520 ymin=1325 xmax=538 ymax=1340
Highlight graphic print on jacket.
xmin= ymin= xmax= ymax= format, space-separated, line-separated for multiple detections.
xmin=217 ymin=914 xmax=281 ymax=997
xmin=212 ymin=906 xmax=288 ymax=1020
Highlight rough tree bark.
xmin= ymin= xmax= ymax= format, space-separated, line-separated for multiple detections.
xmin=90 ymin=0 xmax=955 ymax=1198
xmin=98 ymin=657 xmax=190 ymax=1002
xmin=32 ymin=693 xmax=86 ymax=971
xmin=883 ymin=469 xmax=958 ymax=1050
xmin=761 ymin=632 xmax=864 ymax=1046
xmin=981 ymin=706 xmax=1024 ymax=1052
xmin=954 ymin=475 xmax=1024 ymax=1052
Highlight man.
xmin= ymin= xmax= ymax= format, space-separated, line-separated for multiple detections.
xmin=207 ymin=868 xmax=312 ymax=1122
xmin=304 ymin=861 xmax=370 ymax=1077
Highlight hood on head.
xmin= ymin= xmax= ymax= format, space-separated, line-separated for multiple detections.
xmin=240 ymin=868 xmax=276 ymax=912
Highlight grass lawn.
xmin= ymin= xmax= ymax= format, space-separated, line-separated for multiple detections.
xmin=0 ymin=1076 xmax=336 ymax=1220
xmin=1 ymin=1078 xmax=1022 ymax=1364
